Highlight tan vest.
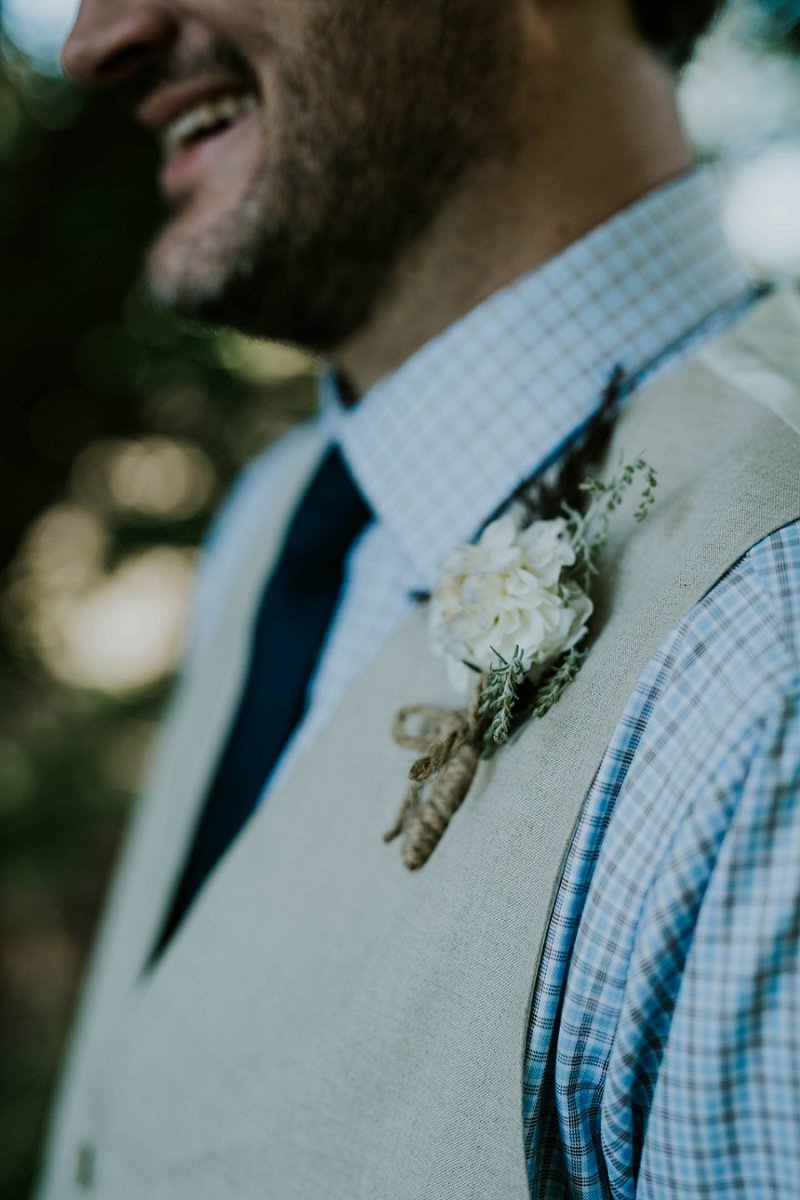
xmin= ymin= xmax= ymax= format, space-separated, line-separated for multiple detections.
xmin=35 ymin=292 xmax=800 ymax=1200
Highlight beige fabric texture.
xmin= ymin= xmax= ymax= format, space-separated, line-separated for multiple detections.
xmin=35 ymin=292 xmax=800 ymax=1200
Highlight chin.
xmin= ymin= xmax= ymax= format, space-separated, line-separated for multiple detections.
xmin=146 ymin=239 xmax=242 ymax=316
xmin=145 ymin=191 xmax=265 ymax=320
xmin=143 ymin=202 xmax=374 ymax=350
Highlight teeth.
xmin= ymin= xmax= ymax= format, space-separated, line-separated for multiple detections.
xmin=162 ymin=92 xmax=257 ymax=154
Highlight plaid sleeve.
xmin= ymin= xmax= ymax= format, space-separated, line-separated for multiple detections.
xmin=638 ymin=679 xmax=800 ymax=1198
xmin=525 ymin=521 xmax=800 ymax=1199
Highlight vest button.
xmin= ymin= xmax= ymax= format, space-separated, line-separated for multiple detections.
xmin=76 ymin=1142 xmax=95 ymax=1189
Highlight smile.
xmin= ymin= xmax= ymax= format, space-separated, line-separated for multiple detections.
xmin=136 ymin=78 xmax=263 ymax=203
xmin=160 ymin=91 xmax=258 ymax=157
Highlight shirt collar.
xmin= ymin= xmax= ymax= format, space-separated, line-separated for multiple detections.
xmin=322 ymin=166 xmax=751 ymax=590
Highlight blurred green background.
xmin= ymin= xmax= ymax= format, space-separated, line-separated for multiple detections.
xmin=1 ymin=1 xmax=799 ymax=1197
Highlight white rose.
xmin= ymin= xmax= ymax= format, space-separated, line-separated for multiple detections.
xmin=429 ymin=514 xmax=593 ymax=692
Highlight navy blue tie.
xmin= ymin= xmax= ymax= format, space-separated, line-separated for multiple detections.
xmin=151 ymin=444 xmax=372 ymax=961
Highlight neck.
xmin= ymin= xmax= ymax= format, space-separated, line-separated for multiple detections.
xmin=335 ymin=33 xmax=693 ymax=397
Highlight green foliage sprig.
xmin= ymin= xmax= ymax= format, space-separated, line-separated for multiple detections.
xmin=530 ymin=644 xmax=588 ymax=720
xmin=563 ymin=456 xmax=658 ymax=593
xmin=479 ymin=646 xmax=526 ymax=751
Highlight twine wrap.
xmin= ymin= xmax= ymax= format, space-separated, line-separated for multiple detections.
xmin=385 ymin=677 xmax=487 ymax=870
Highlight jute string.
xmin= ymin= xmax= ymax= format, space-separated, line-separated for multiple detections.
xmin=384 ymin=675 xmax=488 ymax=869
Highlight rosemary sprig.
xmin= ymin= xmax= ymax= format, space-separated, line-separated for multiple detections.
xmin=478 ymin=645 xmax=526 ymax=750
xmin=530 ymin=645 xmax=588 ymax=720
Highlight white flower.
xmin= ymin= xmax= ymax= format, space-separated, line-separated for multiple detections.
xmin=429 ymin=514 xmax=593 ymax=692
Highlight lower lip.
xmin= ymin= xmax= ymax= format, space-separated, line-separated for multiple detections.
xmin=159 ymin=109 xmax=259 ymax=200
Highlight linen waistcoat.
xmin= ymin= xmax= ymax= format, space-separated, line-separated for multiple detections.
xmin=35 ymin=291 xmax=800 ymax=1200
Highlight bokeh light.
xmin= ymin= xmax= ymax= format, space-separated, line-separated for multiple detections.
xmin=724 ymin=140 xmax=800 ymax=272
xmin=37 ymin=546 xmax=196 ymax=693
xmin=71 ymin=436 xmax=218 ymax=521
xmin=4 ymin=504 xmax=197 ymax=694
xmin=2 ymin=0 xmax=80 ymax=72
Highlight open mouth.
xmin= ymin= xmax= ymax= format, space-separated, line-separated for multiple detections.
xmin=160 ymin=90 xmax=258 ymax=158
xmin=135 ymin=79 xmax=264 ymax=202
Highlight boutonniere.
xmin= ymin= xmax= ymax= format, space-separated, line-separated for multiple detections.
xmin=384 ymin=456 xmax=657 ymax=870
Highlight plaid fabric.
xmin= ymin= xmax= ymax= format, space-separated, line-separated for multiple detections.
xmin=525 ymin=522 xmax=800 ymax=1198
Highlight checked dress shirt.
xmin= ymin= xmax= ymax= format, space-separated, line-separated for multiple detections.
xmin=189 ymin=166 xmax=800 ymax=1196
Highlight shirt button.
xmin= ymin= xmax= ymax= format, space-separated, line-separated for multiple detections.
xmin=76 ymin=1142 xmax=95 ymax=1189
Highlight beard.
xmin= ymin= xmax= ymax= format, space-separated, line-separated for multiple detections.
xmin=146 ymin=1 xmax=522 ymax=352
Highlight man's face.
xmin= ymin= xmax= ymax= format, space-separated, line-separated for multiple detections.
xmin=64 ymin=0 xmax=523 ymax=351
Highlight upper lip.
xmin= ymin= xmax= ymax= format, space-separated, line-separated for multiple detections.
xmin=135 ymin=75 xmax=256 ymax=133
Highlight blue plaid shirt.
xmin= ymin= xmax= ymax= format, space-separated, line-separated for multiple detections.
xmin=524 ymin=519 xmax=800 ymax=1197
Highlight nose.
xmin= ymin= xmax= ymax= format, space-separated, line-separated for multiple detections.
xmin=62 ymin=0 xmax=179 ymax=86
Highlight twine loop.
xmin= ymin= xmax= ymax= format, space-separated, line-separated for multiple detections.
xmin=385 ymin=678 xmax=487 ymax=870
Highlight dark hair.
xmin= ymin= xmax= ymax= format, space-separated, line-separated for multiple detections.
xmin=629 ymin=0 xmax=726 ymax=68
